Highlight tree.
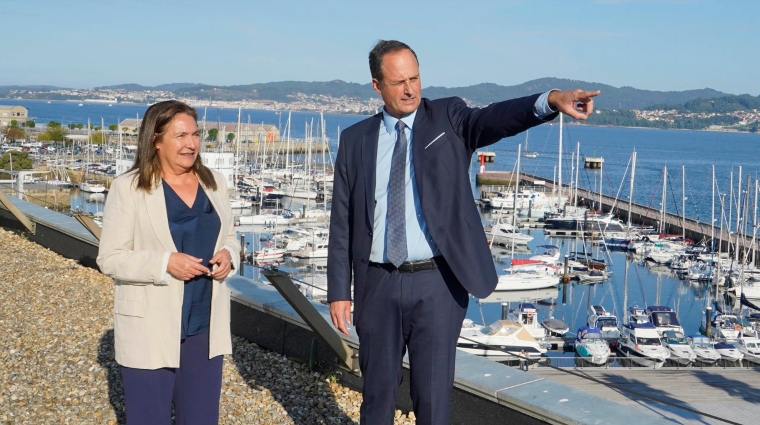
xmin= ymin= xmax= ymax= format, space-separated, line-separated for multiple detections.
xmin=0 ymin=151 xmax=33 ymax=171
xmin=75 ymin=123 xmax=83 ymax=130
xmin=95 ymin=126 xmax=102 ymax=131
xmin=226 ymin=132 xmax=235 ymax=142
xmin=48 ymin=121 xmax=62 ymax=129
xmin=208 ymin=128 xmax=218 ymax=140
xmin=68 ymin=123 xmax=77 ymax=130
xmin=122 ymin=127 xmax=128 ymax=133
xmin=108 ymin=124 xmax=118 ymax=132
xmin=90 ymin=132 xmax=106 ymax=145
xmin=25 ymin=120 xmax=35 ymax=128
xmin=10 ymin=120 xmax=18 ymax=127
xmin=751 ymin=122 xmax=759 ymax=133
xmin=3 ymin=126 xmax=26 ymax=141
xmin=40 ymin=126 xmax=68 ymax=143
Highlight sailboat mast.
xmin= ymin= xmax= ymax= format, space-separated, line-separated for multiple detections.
xmin=599 ymin=160 xmax=603 ymax=214
xmin=627 ymin=150 xmax=636 ymax=228
xmin=574 ymin=142 xmax=580 ymax=207
xmin=661 ymin=166 xmax=668 ymax=233
xmin=558 ymin=113 xmax=563 ymax=203
xmin=682 ymin=166 xmax=686 ymax=242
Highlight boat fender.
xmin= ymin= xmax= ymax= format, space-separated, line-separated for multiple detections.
xmin=734 ymin=324 xmax=742 ymax=332
xmin=527 ymin=312 xmax=534 ymax=318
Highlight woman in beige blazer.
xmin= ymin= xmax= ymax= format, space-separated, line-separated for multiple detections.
xmin=97 ymin=100 xmax=240 ymax=425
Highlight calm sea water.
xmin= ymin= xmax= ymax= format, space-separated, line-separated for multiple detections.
xmin=11 ymin=99 xmax=758 ymax=354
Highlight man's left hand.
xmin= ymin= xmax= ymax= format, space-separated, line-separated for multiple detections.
xmin=548 ymin=89 xmax=601 ymax=120
xmin=209 ymin=249 xmax=234 ymax=280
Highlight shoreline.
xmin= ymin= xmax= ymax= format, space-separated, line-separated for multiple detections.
xmin=2 ymin=98 xmax=758 ymax=133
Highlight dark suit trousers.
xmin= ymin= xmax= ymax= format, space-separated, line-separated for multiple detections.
xmin=119 ymin=332 xmax=223 ymax=425
xmin=357 ymin=258 xmax=469 ymax=425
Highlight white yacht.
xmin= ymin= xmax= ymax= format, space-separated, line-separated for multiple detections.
xmin=458 ymin=319 xmax=547 ymax=361
xmin=687 ymin=334 xmax=721 ymax=364
xmin=617 ymin=323 xmax=670 ymax=368
xmin=495 ymin=268 xmax=558 ymax=291
xmin=714 ymin=342 xmax=744 ymax=364
xmin=293 ymin=240 xmax=329 ymax=259
xmin=507 ymin=303 xmax=546 ymax=340
xmin=79 ymin=180 xmax=106 ymax=193
xmin=645 ymin=305 xmax=685 ymax=336
xmin=660 ymin=330 xmax=696 ymax=366
xmin=731 ymin=337 xmax=760 ymax=364
xmin=575 ymin=326 xmax=611 ymax=366
xmin=587 ymin=305 xmax=621 ymax=344
xmin=485 ymin=221 xmax=533 ymax=245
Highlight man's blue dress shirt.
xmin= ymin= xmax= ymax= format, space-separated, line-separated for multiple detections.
xmin=369 ymin=91 xmax=557 ymax=263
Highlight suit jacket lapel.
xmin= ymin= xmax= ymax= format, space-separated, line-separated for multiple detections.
xmin=361 ymin=114 xmax=382 ymax=230
xmin=144 ymin=182 xmax=177 ymax=252
xmin=412 ymin=101 xmax=429 ymax=202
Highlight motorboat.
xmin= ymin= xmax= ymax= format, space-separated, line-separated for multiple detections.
xmin=617 ymin=323 xmax=670 ymax=368
xmin=540 ymin=310 xmax=569 ymax=337
xmin=508 ymin=303 xmax=546 ymax=340
xmin=687 ymin=335 xmax=721 ymax=364
xmin=485 ymin=220 xmax=533 ymax=245
xmin=702 ymin=312 xmax=744 ymax=341
xmin=251 ymin=247 xmax=286 ymax=262
xmin=237 ymin=210 xmax=293 ymax=226
xmin=529 ymin=245 xmax=561 ymax=265
xmin=79 ymin=180 xmax=106 ymax=193
xmin=575 ymin=326 xmax=611 ymax=366
xmin=229 ymin=196 xmax=253 ymax=209
xmin=731 ymin=337 xmax=760 ymax=364
xmin=577 ymin=270 xmax=610 ymax=284
xmin=627 ymin=306 xmax=650 ymax=325
xmin=714 ymin=342 xmax=744 ymax=364
xmin=645 ymin=305 xmax=685 ymax=336
xmin=495 ymin=268 xmax=558 ymax=291
xmin=293 ymin=240 xmax=329 ymax=259
xmin=587 ymin=305 xmax=621 ymax=345
xmin=660 ymin=330 xmax=696 ymax=366
xmin=457 ymin=319 xmax=547 ymax=361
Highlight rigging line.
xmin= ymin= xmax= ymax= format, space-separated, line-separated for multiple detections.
xmin=641 ymin=169 xmax=664 ymax=225
xmin=455 ymin=335 xmax=742 ymax=425
xmin=633 ymin=259 xmax=648 ymax=306
xmin=531 ymin=116 xmax=557 ymax=176
xmin=666 ymin=171 xmax=682 ymax=222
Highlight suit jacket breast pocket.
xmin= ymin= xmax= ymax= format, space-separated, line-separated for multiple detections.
xmin=114 ymin=284 xmax=146 ymax=317
xmin=424 ymin=132 xmax=449 ymax=151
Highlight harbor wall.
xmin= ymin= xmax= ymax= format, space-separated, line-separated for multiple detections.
xmin=479 ymin=171 xmax=758 ymax=259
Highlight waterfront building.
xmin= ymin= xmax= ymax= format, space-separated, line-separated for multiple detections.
xmin=117 ymin=119 xmax=279 ymax=143
xmin=0 ymin=105 xmax=29 ymax=127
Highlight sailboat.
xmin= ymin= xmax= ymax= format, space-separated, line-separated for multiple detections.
xmin=521 ymin=131 xmax=538 ymax=158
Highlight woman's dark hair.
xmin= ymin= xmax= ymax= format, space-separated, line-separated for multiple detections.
xmin=129 ymin=100 xmax=217 ymax=191
xmin=369 ymin=40 xmax=418 ymax=82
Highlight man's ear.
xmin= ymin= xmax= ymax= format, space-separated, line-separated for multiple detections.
xmin=372 ymin=78 xmax=382 ymax=95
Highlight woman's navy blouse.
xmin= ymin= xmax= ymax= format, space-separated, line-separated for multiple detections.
xmin=163 ymin=181 xmax=221 ymax=339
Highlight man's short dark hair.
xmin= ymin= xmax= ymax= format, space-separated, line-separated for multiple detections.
xmin=369 ymin=40 xmax=419 ymax=82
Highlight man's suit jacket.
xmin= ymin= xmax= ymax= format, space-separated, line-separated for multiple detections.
xmin=97 ymin=169 xmax=240 ymax=370
xmin=327 ymin=94 xmax=557 ymax=323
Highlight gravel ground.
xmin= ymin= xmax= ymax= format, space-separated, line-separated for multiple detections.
xmin=0 ymin=228 xmax=416 ymax=424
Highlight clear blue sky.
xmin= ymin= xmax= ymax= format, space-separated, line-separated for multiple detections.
xmin=3 ymin=0 xmax=758 ymax=95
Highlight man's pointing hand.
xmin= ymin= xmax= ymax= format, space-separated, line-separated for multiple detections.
xmin=548 ymin=89 xmax=601 ymax=120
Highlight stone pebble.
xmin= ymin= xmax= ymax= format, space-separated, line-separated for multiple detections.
xmin=0 ymin=228 xmax=415 ymax=424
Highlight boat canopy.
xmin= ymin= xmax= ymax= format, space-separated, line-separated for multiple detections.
xmin=517 ymin=302 xmax=537 ymax=311
xmin=576 ymin=326 xmax=603 ymax=341
xmin=649 ymin=310 xmax=681 ymax=328
xmin=483 ymin=320 xmax=537 ymax=342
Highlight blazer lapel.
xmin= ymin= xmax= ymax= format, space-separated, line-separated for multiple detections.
xmin=412 ymin=101 xmax=429 ymax=202
xmin=200 ymin=179 xmax=225 ymax=250
xmin=361 ymin=114 xmax=382 ymax=229
xmin=144 ymin=182 xmax=177 ymax=252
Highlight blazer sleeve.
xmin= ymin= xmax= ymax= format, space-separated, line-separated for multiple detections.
xmin=447 ymin=94 xmax=557 ymax=152
xmin=216 ymin=173 xmax=241 ymax=272
xmin=96 ymin=176 xmax=169 ymax=285
xmin=326 ymin=132 xmax=352 ymax=302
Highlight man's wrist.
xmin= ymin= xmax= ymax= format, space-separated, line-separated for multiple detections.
xmin=546 ymin=89 xmax=560 ymax=111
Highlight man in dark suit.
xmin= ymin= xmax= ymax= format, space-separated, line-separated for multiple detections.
xmin=327 ymin=39 xmax=599 ymax=425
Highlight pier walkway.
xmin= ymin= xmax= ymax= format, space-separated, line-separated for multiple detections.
xmin=530 ymin=367 xmax=760 ymax=424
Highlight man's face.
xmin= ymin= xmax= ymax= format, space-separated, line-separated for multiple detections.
xmin=372 ymin=49 xmax=421 ymax=118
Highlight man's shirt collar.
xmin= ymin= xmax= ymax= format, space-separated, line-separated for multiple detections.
xmin=382 ymin=107 xmax=417 ymax=135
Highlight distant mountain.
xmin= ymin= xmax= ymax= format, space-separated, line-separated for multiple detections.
xmin=164 ymin=78 xmax=730 ymax=111
xmin=94 ymin=82 xmax=206 ymax=91
xmin=646 ymin=93 xmax=760 ymax=113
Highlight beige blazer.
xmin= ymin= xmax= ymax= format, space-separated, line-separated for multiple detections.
xmin=97 ymin=169 xmax=240 ymax=369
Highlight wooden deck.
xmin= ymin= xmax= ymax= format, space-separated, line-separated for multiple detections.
xmin=529 ymin=367 xmax=760 ymax=424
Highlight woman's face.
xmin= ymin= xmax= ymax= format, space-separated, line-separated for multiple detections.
xmin=155 ymin=113 xmax=200 ymax=175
